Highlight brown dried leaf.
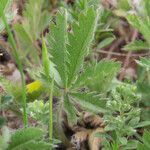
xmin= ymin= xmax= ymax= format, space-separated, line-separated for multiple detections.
xmin=83 ymin=112 xmax=104 ymax=127
xmin=71 ymin=129 xmax=92 ymax=149
xmin=88 ymin=128 xmax=104 ymax=150
xmin=72 ymin=130 xmax=90 ymax=143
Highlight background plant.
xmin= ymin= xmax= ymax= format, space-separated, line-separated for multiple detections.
xmin=0 ymin=0 xmax=16 ymax=33
xmin=14 ymin=0 xmax=50 ymax=65
xmin=123 ymin=0 xmax=150 ymax=122
xmin=0 ymin=0 xmax=28 ymax=127
xmin=102 ymin=84 xmax=141 ymax=149
xmin=0 ymin=126 xmax=59 ymax=150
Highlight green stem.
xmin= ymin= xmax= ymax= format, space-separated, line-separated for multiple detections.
xmin=1 ymin=13 xmax=28 ymax=127
xmin=56 ymin=94 xmax=70 ymax=147
xmin=42 ymin=38 xmax=54 ymax=144
xmin=49 ymin=76 xmax=54 ymax=142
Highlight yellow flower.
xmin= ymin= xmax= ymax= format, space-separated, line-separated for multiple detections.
xmin=27 ymin=80 xmax=43 ymax=94
xmin=26 ymin=80 xmax=45 ymax=101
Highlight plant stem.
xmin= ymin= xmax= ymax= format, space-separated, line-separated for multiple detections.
xmin=49 ymin=76 xmax=54 ymax=142
xmin=56 ymin=94 xmax=71 ymax=147
xmin=1 ymin=13 xmax=28 ymax=127
xmin=42 ymin=38 xmax=54 ymax=143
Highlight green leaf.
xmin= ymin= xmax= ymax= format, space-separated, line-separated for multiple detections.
xmin=0 ymin=0 xmax=11 ymax=16
xmin=70 ymin=92 xmax=106 ymax=113
xmin=49 ymin=62 xmax=62 ymax=86
xmin=136 ymin=57 xmax=150 ymax=69
xmin=14 ymin=24 xmax=39 ymax=64
xmin=67 ymin=7 xmax=99 ymax=86
xmin=88 ymin=0 xmax=100 ymax=8
xmin=138 ymin=130 xmax=150 ymax=150
xmin=18 ymin=141 xmax=52 ymax=150
xmin=97 ymin=37 xmax=115 ymax=49
xmin=0 ymin=127 xmax=10 ymax=150
xmin=64 ymin=95 xmax=78 ymax=126
xmin=125 ymin=140 xmax=138 ymax=149
xmin=111 ymin=142 xmax=119 ymax=150
xmin=8 ymin=127 xmax=44 ymax=150
xmin=42 ymin=38 xmax=50 ymax=82
xmin=104 ymin=124 xmax=116 ymax=131
xmin=143 ymin=0 xmax=150 ymax=18
xmin=73 ymin=64 xmax=95 ymax=88
xmin=123 ymin=40 xmax=149 ymax=51
xmin=0 ymin=117 xmax=6 ymax=127
xmin=117 ymin=0 xmax=130 ymax=11
xmin=87 ymin=60 xmax=121 ymax=92
xmin=22 ymin=0 xmax=50 ymax=41
xmin=119 ymin=137 xmax=127 ymax=145
xmin=73 ymin=60 xmax=120 ymax=92
xmin=142 ymin=130 xmax=150 ymax=147
xmin=95 ymin=132 xmax=112 ymax=140
xmin=126 ymin=14 xmax=150 ymax=46
xmin=128 ymin=117 xmax=140 ymax=127
xmin=0 ymin=0 xmax=16 ymax=33
xmin=135 ymin=121 xmax=150 ymax=128
xmin=138 ymin=144 xmax=148 ymax=150
xmin=48 ymin=9 xmax=68 ymax=87
xmin=13 ymin=0 xmax=50 ymax=65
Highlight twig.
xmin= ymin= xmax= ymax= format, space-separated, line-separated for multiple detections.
xmin=106 ymin=38 xmax=124 ymax=59
xmin=96 ymin=49 xmax=150 ymax=57
xmin=119 ymin=30 xmax=138 ymax=80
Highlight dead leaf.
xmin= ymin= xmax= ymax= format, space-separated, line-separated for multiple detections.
xmin=71 ymin=129 xmax=92 ymax=150
xmin=83 ymin=112 xmax=104 ymax=127
xmin=88 ymin=128 xmax=104 ymax=150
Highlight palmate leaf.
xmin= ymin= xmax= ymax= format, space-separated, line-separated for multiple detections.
xmin=124 ymin=0 xmax=150 ymax=51
xmin=126 ymin=14 xmax=150 ymax=46
xmin=73 ymin=60 xmax=120 ymax=92
xmin=73 ymin=63 xmax=95 ymax=88
xmin=48 ymin=9 xmax=68 ymax=87
xmin=48 ymin=7 xmax=99 ymax=87
xmin=67 ymin=7 xmax=99 ymax=86
xmin=70 ymin=92 xmax=106 ymax=113
xmin=87 ymin=60 xmax=120 ymax=92
xmin=8 ymin=127 xmax=44 ymax=150
xmin=14 ymin=24 xmax=39 ymax=64
xmin=14 ymin=0 xmax=50 ymax=64
xmin=23 ymin=0 xmax=50 ymax=41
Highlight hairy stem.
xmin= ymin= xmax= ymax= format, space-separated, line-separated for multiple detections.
xmin=56 ymin=96 xmax=71 ymax=147
xmin=49 ymin=76 xmax=54 ymax=142
xmin=1 ymin=13 xmax=28 ymax=127
xmin=42 ymin=38 xmax=54 ymax=144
